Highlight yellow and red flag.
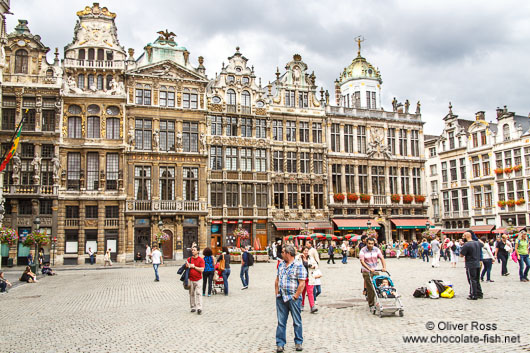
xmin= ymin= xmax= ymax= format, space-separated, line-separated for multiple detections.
xmin=0 ymin=118 xmax=24 ymax=173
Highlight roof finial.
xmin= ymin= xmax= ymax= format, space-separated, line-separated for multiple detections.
xmin=449 ymin=101 xmax=453 ymax=114
xmin=355 ymin=35 xmax=364 ymax=57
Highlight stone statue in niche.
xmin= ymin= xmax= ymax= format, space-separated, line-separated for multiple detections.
xmin=12 ymin=155 xmax=21 ymax=183
xmin=31 ymin=153 xmax=41 ymax=174
xmin=127 ymin=127 xmax=135 ymax=147
xmin=176 ymin=132 xmax=183 ymax=149
xmin=404 ymin=99 xmax=410 ymax=114
xmin=153 ymin=130 xmax=159 ymax=149
xmin=199 ymin=133 xmax=206 ymax=151
xmin=64 ymin=76 xmax=83 ymax=94
xmin=52 ymin=156 xmax=61 ymax=180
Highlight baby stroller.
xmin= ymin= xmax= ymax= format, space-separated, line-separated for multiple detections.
xmin=369 ymin=270 xmax=404 ymax=317
xmin=212 ymin=265 xmax=224 ymax=295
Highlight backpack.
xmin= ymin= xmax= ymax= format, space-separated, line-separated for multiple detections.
xmin=413 ymin=287 xmax=428 ymax=298
xmin=440 ymin=287 xmax=454 ymax=298
xmin=246 ymin=252 xmax=254 ymax=266
xmin=451 ymin=244 xmax=457 ymax=252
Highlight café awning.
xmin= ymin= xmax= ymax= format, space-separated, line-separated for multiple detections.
xmin=442 ymin=229 xmax=465 ymax=234
xmin=308 ymin=221 xmax=333 ymax=230
xmin=470 ymin=225 xmax=495 ymax=234
xmin=273 ymin=222 xmax=302 ymax=231
xmin=391 ymin=219 xmax=429 ymax=229
xmin=332 ymin=219 xmax=381 ymax=230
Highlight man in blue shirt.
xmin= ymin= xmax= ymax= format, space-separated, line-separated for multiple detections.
xmin=240 ymin=246 xmax=250 ymax=289
xmin=275 ymin=244 xmax=307 ymax=352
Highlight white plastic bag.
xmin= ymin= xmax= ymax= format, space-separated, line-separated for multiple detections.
xmin=426 ymin=281 xmax=439 ymax=299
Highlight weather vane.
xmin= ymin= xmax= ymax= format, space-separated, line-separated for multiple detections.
xmin=355 ymin=35 xmax=364 ymax=56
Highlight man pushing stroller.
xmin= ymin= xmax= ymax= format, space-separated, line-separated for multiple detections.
xmin=359 ymin=237 xmax=387 ymax=310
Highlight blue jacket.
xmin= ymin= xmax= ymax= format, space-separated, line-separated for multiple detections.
xmin=177 ymin=262 xmax=189 ymax=287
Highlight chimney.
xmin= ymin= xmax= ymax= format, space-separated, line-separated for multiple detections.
xmin=496 ymin=107 xmax=503 ymax=119
xmin=475 ymin=111 xmax=485 ymax=121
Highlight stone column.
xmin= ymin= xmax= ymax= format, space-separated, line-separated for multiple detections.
xmin=339 ymin=123 xmax=345 ymax=153
xmin=340 ymin=164 xmax=346 ymax=195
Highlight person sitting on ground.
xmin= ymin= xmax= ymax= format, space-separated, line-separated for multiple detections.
xmin=41 ymin=263 xmax=56 ymax=276
xmin=0 ymin=271 xmax=13 ymax=293
xmin=20 ymin=266 xmax=38 ymax=283
xmin=378 ymin=278 xmax=397 ymax=298
xmin=135 ymin=252 xmax=142 ymax=262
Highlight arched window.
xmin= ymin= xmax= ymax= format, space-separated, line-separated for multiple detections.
xmin=106 ymin=75 xmax=113 ymax=90
xmin=78 ymin=49 xmax=85 ymax=60
xmin=97 ymin=49 xmax=104 ymax=61
xmin=97 ymin=75 xmax=104 ymax=90
xmin=503 ymin=124 xmax=510 ymax=141
xmin=46 ymin=69 xmax=54 ymax=78
xmin=78 ymin=74 xmax=85 ymax=89
xmin=14 ymin=49 xmax=28 ymax=73
xmin=241 ymin=91 xmax=251 ymax=106
xmin=88 ymin=48 xmax=95 ymax=61
xmin=88 ymin=74 xmax=95 ymax=89
xmin=227 ymin=89 xmax=236 ymax=105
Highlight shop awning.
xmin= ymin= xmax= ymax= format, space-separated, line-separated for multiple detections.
xmin=308 ymin=221 xmax=333 ymax=230
xmin=442 ymin=229 xmax=466 ymax=234
xmin=470 ymin=225 xmax=495 ymax=234
xmin=332 ymin=219 xmax=381 ymax=230
xmin=493 ymin=227 xmax=525 ymax=234
xmin=391 ymin=219 xmax=429 ymax=229
xmin=273 ymin=222 xmax=302 ymax=231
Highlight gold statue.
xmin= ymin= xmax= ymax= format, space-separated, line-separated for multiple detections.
xmin=157 ymin=30 xmax=176 ymax=41
xmin=355 ymin=35 xmax=364 ymax=56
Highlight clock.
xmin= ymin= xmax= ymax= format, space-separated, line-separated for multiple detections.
xmin=17 ymin=40 xmax=26 ymax=47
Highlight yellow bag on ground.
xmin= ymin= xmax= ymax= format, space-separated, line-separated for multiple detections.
xmin=440 ymin=287 xmax=454 ymax=298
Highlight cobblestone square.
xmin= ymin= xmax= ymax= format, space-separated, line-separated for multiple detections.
xmin=1 ymin=257 xmax=528 ymax=353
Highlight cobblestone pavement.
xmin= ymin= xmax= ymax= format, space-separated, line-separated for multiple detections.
xmin=1 ymin=257 xmax=528 ymax=353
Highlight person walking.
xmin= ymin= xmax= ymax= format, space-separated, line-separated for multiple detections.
xmin=480 ymin=236 xmax=495 ymax=282
xmin=276 ymin=241 xmax=283 ymax=260
xmin=431 ymin=236 xmax=441 ymax=268
xmin=145 ymin=244 xmax=152 ymax=264
xmin=240 ymin=245 xmax=250 ymax=289
xmin=202 ymin=248 xmax=216 ymax=296
xmin=460 ymin=232 xmax=483 ymax=300
xmin=87 ymin=247 xmax=95 ymax=265
xmin=275 ymin=244 xmax=307 ymax=353
xmin=341 ymin=241 xmax=348 ymax=264
xmin=395 ymin=241 xmax=402 ymax=259
xmin=381 ymin=241 xmax=387 ymax=259
xmin=327 ymin=242 xmax=336 ymax=264
xmin=495 ymin=234 xmax=512 ymax=276
xmin=421 ymin=238 xmax=429 ymax=262
xmin=217 ymin=246 xmax=231 ymax=295
xmin=306 ymin=241 xmax=320 ymax=266
xmin=411 ymin=239 xmax=418 ymax=259
xmin=359 ymin=237 xmax=386 ymax=310
xmin=104 ymin=248 xmax=112 ymax=267
xmin=151 ymin=245 xmax=162 ymax=281
xmin=299 ymin=247 xmax=318 ymax=313
xmin=447 ymin=238 xmax=457 ymax=268
xmin=515 ymin=229 xmax=530 ymax=282
xmin=186 ymin=246 xmax=205 ymax=314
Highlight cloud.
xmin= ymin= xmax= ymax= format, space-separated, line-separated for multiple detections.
xmin=6 ymin=0 xmax=530 ymax=133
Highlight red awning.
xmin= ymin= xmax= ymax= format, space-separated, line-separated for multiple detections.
xmin=308 ymin=222 xmax=333 ymax=230
xmin=274 ymin=222 xmax=302 ymax=231
xmin=391 ymin=219 xmax=429 ymax=229
xmin=332 ymin=219 xmax=381 ymax=230
xmin=470 ymin=225 xmax=495 ymax=234
xmin=493 ymin=227 xmax=524 ymax=234
xmin=442 ymin=229 xmax=465 ymax=234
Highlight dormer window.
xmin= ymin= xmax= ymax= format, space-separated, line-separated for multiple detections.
xmin=227 ymin=75 xmax=235 ymax=83
xmin=448 ymin=131 xmax=455 ymax=149
xmin=88 ymin=48 xmax=95 ymax=61
xmin=106 ymin=51 xmax=113 ymax=61
xmin=14 ymin=49 xmax=28 ymax=74
xmin=285 ymin=90 xmax=295 ymax=107
xmin=242 ymin=77 xmax=250 ymax=85
xmin=503 ymin=124 xmax=510 ymax=141
xmin=298 ymin=92 xmax=308 ymax=108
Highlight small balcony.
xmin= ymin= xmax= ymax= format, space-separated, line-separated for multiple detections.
xmin=3 ymin=184 xmax=58 ymax=196
xmin=104 ymin=219 xmax=119 ymax=228
xmin=65 ymin=219 xmax=79 ymax=227
xmin=126 ymin=200 xmax=206 ymax=213
xmin=63 ymin=58 xmax=124 ymax=70
xmin=226 ymin=104 xmax=237 ymax=113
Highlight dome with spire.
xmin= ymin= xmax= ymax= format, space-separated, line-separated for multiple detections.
xmin=339 ymin=37 xmax=381 ymax=85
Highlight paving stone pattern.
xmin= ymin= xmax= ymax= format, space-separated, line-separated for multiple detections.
xmin=0 ymin=257 xmax=528 ymax=353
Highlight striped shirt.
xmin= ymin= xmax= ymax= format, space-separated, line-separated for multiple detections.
xmin=277 ymin=259 xmax=307 ymax=302
xmin=359 ymin=246 xmax=383 ymax=273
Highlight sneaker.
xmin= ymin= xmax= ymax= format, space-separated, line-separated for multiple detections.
xmin=466 ymin=296 xmax=477 ymax=300
xmin=197 ymin=309 xmax=202 ymax=315
xmin=208 ymin=294 xmax=211 ymax=297
xmin=154 ymin=279 xmax=159 ymax=282
xmin=191 ymin=309 xmax=196 ymax=313
xmin=487 ymin=280 xmax=494 ymax=282
xmin=310 ymin=307 xmax=318 ymax=313
xmin=241 ymin=286 xmax=248 ymax=290
xmin=295 ymin=344 xmax=303 ymax=351
xmin=276 ymin=346 xmax=284 ymax=353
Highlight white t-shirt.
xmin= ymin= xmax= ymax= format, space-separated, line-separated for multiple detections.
xmin=151 ymin=250 xmax=162 ymax=264
xmin=146 ymin=247 xmax=151 ymax=256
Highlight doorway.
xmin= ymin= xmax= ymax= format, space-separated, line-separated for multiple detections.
xmin=17 ymin=227 xmax=32 ymax=265
xmin=161 ymin=230 xmax=173 ymax=260
xmin=377 ymin=224 xmax=386 ymax=245
xmin=135 ymin=227 xmax=150 ymax=260
xmin=183 ymin=227 xmax=198 ymax=258
xmin=105 ymin=230 xmax=118 ymax=261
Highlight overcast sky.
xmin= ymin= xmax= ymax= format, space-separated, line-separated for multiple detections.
xmin=6 ymin=0 xmax=530 ymax=134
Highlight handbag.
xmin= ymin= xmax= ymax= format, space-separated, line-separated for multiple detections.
xmin=218 ymin=255 xmax=226 ymax=271
xmin=511 ymin=250 xmax=519 ymax=263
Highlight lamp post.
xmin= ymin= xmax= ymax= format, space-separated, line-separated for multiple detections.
xmin=367 ymin=220 xmax=372 ymax=231
xmin=32 ymin=217 xmax=40 ymax=274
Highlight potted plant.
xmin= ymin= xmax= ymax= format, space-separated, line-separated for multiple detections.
xmin=494 ymin=168 xmax=504 ymax=175
xmin=414 ymin=195 xmax=426 ymax=203
xmin=515 ymin=198 xmax=526 ymax=206
xmin=403 ymin=194 xmax=413 ymax=204
xmin=0 ymin=227 xmax=18 ymax=246
xmin=506 ymin=199 xmax=516 ymax=207
xmin=360 ymin=193 xmax=371 ymax=203
xmin=333 ymin=193 xmax=345 ymax=202
xmin=154 ymin=231 xmax=170 ymax=244
xmin=513 ymin=165 xmax=523 ymax=172
xmin=504 ymin=167 xmax=513 ymax=174
xmin=362 ymin=229 xmax=378 ymax=238
xmin=21 ymin=229 xmax=49 ymax=247
xmin=391 ymin=194 xmax=401 ymax=203
xmin=497 ymin=200 xmax=506 ymax=207
xmin=347 ymin=193 xmax=359 ymax=202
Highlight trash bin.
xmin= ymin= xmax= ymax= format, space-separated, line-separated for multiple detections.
xmin=7 ymin=258 xmax=13 ymax=267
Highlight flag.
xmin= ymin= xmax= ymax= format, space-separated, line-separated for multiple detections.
xmin=0 ymin=119 xmax=24 ymax=173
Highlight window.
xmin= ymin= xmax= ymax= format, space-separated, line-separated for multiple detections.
xmin=411 ymin=130 xmax=419 ymax=157
xmin=40 ymin=200 xmax=52 ymax=215
xmin=273 ymin=151 xmax=284 ymax=173
xmin=20 ymin=143 xmax=33 ymax=185
xmin=400 ymin=167 xmax=410 ymax=194
xmin=286 ymin=152 xmax=297 ymax=173
xmin=399 ymin=129 xmax=407 ymax=155
xmin=240 ymin=148 xmax=252 ymax=171
xmin=210 ymin=146 xmax=222 ymax=170
xmin=40 ymin=145 xmax=53 ymax=186
xmin=256 ymin=119 xmax=266 ymax=138
xmin=285 ymin=90 xmax=295 ymax=107
xmin=1 ymin=108 xmax=15 ymax=130
xmin=211 ymin=117 xmax=222 ymax=136
xmin=156 ymin=120 xmax=175 ymax=152
xmin=225 ymin=147 xmax=237 ymax=171
xmin=503 ymin=124 xmax=510 ymax=141
xmin=301 ymin=184 xmax=310 ymax=209
xmin=387 ymin=128 xmax=396 ymax=155
xmin=372 ymin=166 xmax=385 ymax=195
xmin=105 ymin=206 xmax=119 ymax=219
xmin=159 ymin=86 xmax=175 ymax=107
xmin=256 ymin=184 xmax=267 ymax=208
xmin=78 ymin=74 xmax=85 ymax=90
xmin=42 ymin=110 xmax=55 ymax=131
xmin=134 ymin=166 xmax=151 ymax=200
xmin=86 ymin=116 xmax=100 ymax=138
xmin=448 ymin=131 xmax=455 ymax=149
xmin=359 ymin=165 xmax=368 ymax=193
xmin=480 ymin=131 xmax=487 ymax=145
xmin=18 ymin=200 xmax=32 ymax=215
xmin=86 ymin=152 xmax=99 ymax=191
xmin=460 ymin=158 xmax=466 ymax=180
xmin=332 ymin=164 xmax=342 ymax=193
xmin=344 ymin=125 xmax=354 ymax=153
xmin=462 ymin=189 xmax=469 ymax=211
xmin=412 ymin=167 xmax=421 ymax=195
xmin=389 ymin=167 xmax=398 ymax=194
xmin=135 ymin=85 xmax=152 ymax=105
xmin=88 ymin=74 xmax=95 ymax=90
xmin=430 ymin=164 xmax=437 ymax=176
xmin=274 ymin=183 xmax=284 ymax=208
xmin=312 ymin=123 xmax=322 ymax=143
xmin=431 ymin=180 xmax=438 ymax=193
xmin=183 ymin=89 xmax=198 ymax=109
xmin=286 ymin=121 xmax=296 ymax=142
xmin=225 ymin=117 xmax=237 ymax=136
xmin=504 ymin=150 xmax=512 ymax=168
xmin=22 ymin=109 xmax=36 ymax=131
xmin=300 ymin=152 xmax=309 ymax=174
xmin=299 ymin=92 xmax=308 ymax=108
xmin=241 ymin=91 xmax=251 ymax=114
xmin=287 ymin=184 xmax=297 ymax=208
xmin=241 ymin=184 xmax=254 ymax=207
xmin=242 ymin=77 xmax=250 ymax=85
xmin=474 ymin=186 xmax=482 ymax=208
xmin=159 ymin=166 xmax=175 ymax=200
xmin=106 ymin=75 xmax=113 ymax=90
xmin=66 ymin=206 xmax=79 ymax=219
xmin=226 ymin=89 xmax=236 ymax=110
xmin=103 ymin=117 xmax=119 ymax=139
xmin=78 ymin=49 xmax=85 ymax=60
xmin=241 ymin=118 xmax=252 ymax=137
xmin=331 ymin=123 xmax=340 ymax=152
xmin=484 ymin=185 xmax=492 ymax=208
xmin=273 ymin=120 xmax=283 ymax=141
xmin=135 ymin=119 xmax=152 ymax=150
xmin=472 ymin=156 xmax=480 ymax=178
xmin=357 ymin=126 xmax=366 ymax=153
xmin=299 ymin=122 xmax=309 ymax=142
xmin=225 ymin=183 xmax=238 ymax=207
xmin=451 ymin=190 xmax=460 ymax=212
xmin=429 ymin=147 xmax=436 ymax=158
xmin=441 ymin=161 xmax=448 ymax=183
xmin=210 ymin=183 xmax=223 ymax=207
xmin=353 ymin=91 xmax=361 ymax=107
xmin=472 ymin=133 xmax=478 ymax=148
xmin=255 ymin=149 xmax=266 ymax=172
xmin=182 ymin=122 xmax=198 ymax=153
xmin=67 ymin=152 xmax=81 ymax=190
xmin=313 ymin=184 xmax=323 ymax=209
xmin=86 ymin=206 xmax=98 ymax=219
xmin=183 ymin=167 xmax=198 ymax=201
xmin=443 ymin=192 xmax=450 ymax=212
xmin=14 ymin=49 xmax=28 ymax=74
xmin=106 ymin=153 xmax=119 ymax=190
xmin=450 ymin=160 xmax=457 ymax=181
xmin=313 ymin=153 xmax=323 ymax=174
xmin=227 ymin=75 xmax=235 ymax=83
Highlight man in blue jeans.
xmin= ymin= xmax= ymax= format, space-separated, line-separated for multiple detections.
xmin=275 ymin=244 xmax=307 ymax=352
xmin=151 ymin=246 xmax=163 ymax=281
xmin=240 ymin=246 xmax=249 ymax=289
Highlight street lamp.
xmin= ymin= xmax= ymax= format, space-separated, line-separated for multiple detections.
xmin=426 ymin=220 xmax=431 ymax=229
xmin=367 ymin=220 xmax=372 ymax=230
xmin=508 ymin=218 xmax=513 ymax=227
xmin=32 ymin=217 xmax=40 ymax=273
